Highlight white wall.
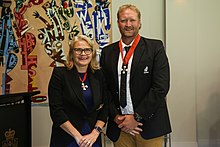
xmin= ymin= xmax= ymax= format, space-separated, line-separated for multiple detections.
xmin=166 ymin=0 xmax=198 ymax=146
xmin=166 ymin=0 xmax=220 ymax=147
xmin=195 ymin=0 xmax=220 ymax=147
xmin=32 ymin=106 xmax=51 ymax=147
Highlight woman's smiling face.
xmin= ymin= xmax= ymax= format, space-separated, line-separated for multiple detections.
xmin=73 ymin=40 xmax=92 ymax=69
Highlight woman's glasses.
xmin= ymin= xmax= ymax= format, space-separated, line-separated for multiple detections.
xmin=73 ymin=48 xmax=93 ymax=55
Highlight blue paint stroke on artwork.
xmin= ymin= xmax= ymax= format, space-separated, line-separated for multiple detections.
xmin=0 ymin=1 xmax=19 ymax=94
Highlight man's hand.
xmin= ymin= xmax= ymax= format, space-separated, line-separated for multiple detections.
xmin=129 ymin=126 xmax=143 ymax=136
xmin=114 ymin=114 xmax=125 ymax=125
xmin=117 ymin=114 xmax=143 ymax=135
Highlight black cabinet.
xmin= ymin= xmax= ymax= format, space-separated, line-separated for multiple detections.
xmin=0 ymin=91 xmax=40 ymax=147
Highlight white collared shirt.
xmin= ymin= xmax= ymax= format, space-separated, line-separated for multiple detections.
xmin=118 ymin=41 xmax=134 ymax=115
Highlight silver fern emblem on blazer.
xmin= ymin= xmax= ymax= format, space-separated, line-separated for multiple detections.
xmin=96 ymin=103 xmax=104 ymax=110
xmin=143 ymin=66 xmax=149 ymax=74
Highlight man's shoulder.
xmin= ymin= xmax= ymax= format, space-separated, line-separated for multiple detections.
xmin=101 ymin=42 xmax=119 ymax=56
xmin=140 ymin=36 xmax=164 ymax=49
xmin=141 ymin=36 xmax=163 ymax=44
xmin=103 ymin=41 xmax=119 ymax=49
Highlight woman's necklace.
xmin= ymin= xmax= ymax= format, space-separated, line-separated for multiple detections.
xmin=79 ymin=73 xmax=88 ymax=90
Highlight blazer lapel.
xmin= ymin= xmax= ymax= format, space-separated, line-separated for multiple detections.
xmin=112 ymin=43 xmax=120 ymax=85
xmin=131 ymin=38 xmax=145 ymax=78
xmin=88 ymin=71 xmax=100 ymax=110
xmin=67 ymin=67 xmax=87 ymax=109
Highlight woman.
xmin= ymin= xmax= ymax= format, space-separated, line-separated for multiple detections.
xmin=48 ymin=35 xmax=108 ymax=147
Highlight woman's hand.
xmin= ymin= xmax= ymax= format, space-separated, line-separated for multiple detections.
xmin=74 ymin=134 xmax=83 ymax=146
xmin=79 ymin=130 xmax=99 ymax=147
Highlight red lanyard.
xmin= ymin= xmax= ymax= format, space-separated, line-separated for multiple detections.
xmin=79 ymin=73 xmax=87 ymax=83
xmin=119 ymin=34 xmax=141 ymax=65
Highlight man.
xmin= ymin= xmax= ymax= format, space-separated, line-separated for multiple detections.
xmin=100 ymin=4 xmax=171 ymax=147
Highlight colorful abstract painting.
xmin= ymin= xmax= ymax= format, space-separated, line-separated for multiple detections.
xmin=0 ymin=0 xmax=112 ymax=105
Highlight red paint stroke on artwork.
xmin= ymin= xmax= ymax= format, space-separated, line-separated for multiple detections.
xmin=5 ymin=73 xmax=13 ymax=94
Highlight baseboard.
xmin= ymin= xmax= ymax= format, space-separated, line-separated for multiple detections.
xmin=197 ymin=139 xmax=220 ymax=147
xmin=32 ymin=141 xmax=199 ymax=147
xmin=102 ymin=140 xmax=198 ymax=147
xmin=32 ymin=140 xmax=220 ymax=147
xmin=170 ymin=142 xmax=198 ymax=147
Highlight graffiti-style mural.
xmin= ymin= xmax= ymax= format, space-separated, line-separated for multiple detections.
xmin=0 ymin=0 xmax=112 ymax=104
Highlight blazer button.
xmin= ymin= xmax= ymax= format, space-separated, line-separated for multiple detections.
xmin=148 ymin=114 xmax=154 ymax=119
